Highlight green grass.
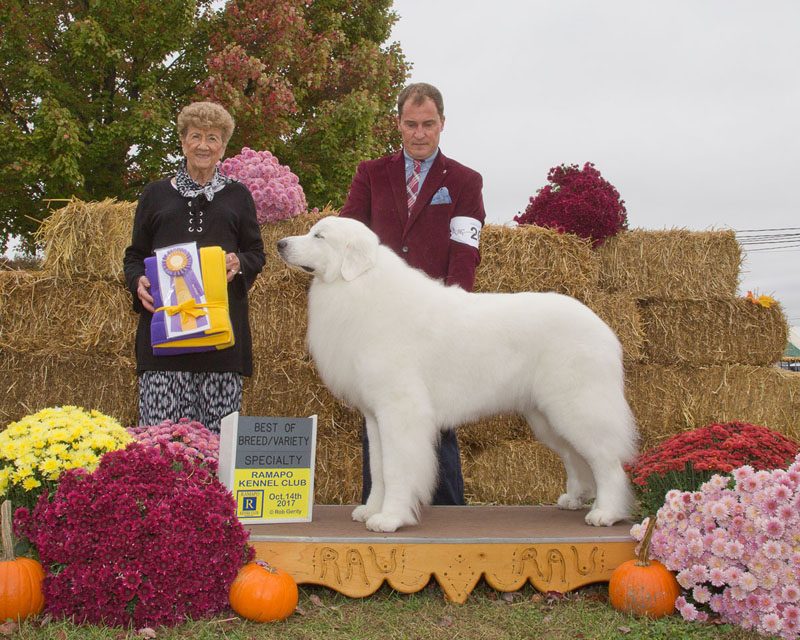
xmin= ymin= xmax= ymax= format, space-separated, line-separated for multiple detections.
xmin=11 ymin=582 xmax=766 ymax=640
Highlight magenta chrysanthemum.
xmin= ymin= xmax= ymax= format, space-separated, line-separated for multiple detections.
xmin=14 ymin=444 xmax=254 ymax=627
xmin=514 ymin=162 xmax=627 ymax=245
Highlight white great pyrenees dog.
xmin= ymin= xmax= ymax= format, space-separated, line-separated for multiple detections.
xmin=277 ymin=216 xmax=637 ymax=533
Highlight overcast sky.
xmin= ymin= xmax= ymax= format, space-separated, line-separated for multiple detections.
xmin=389 ymin=0 xmax=800 ymax=326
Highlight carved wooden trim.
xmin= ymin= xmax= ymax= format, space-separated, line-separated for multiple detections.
xmin=246 ymin=506 xmax=637 ymax=603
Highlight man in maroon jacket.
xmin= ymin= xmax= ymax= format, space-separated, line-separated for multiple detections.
xmin=339 ymin=82 xmax=487 ymax=506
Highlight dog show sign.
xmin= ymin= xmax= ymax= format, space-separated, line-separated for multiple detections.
xmin=219 ymin=412 xmax=317 ymax=524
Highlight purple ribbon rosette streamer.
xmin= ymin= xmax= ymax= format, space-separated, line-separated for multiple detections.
xmin=159 ymin=246 xmax=209 ymax=336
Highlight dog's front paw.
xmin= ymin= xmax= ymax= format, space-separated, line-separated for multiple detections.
xmin=556 ymin=493 xmax=585 ymax=510
xmin=585 ymin=508 xmax=625 ymax=527
xmin=365 ymin=510 xmax=419 ymax=533
xmin=352 ymin=504 xmax=378 ymax=523
xmin=365 ymin=513 xmax=403 ymax=533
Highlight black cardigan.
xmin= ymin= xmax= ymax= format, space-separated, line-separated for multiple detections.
xmin=123 ymin=179 xmax=266 ymax=376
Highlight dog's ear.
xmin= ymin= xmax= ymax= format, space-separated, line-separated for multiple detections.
xmin=341 ymin=234 xmax=378 ymax=281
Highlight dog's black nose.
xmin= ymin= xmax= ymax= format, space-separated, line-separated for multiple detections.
xmin=277 ymin=239 xmax=287 ymax=250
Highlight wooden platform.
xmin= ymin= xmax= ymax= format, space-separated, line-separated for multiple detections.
xmin=247 ymin=505 xmax=637 ymax=603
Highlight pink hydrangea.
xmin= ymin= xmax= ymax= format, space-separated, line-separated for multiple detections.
xmin=631 ymin=452 xmax=800 ymax=638
xmin=220 ymin=147 xmax=316 ymax=224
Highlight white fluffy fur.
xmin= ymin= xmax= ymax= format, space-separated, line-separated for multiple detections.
xmin=277 ymin=216 xmax=638 ymax=532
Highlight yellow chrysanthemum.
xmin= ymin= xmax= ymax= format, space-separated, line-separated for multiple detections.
xmin=21 ymin=477 xmax=41 ymax=491
xmin=39 ymin=457 xmax=61 ymax=475
xmin=0 ymin=406 xmax=132 ymax=502
xmin=47 ymin=443 xmax=69 ymax=457
xmin=15 ymin=453 xmax=37 ymax=469
xmin=47 ymin=428 xmax=70 ymax=444
xmin=13 ymin=467 xmax=34 ymax=481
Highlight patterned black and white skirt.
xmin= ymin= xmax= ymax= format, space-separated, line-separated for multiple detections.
xmin=137 ymin=370 xmax=242 ymax=433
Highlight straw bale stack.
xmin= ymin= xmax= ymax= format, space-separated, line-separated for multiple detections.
xmin=475 ymin=224 xmax=599 ymax=297
xmin=36 ymin=198 xmax=136 ymax=282
xmin=580 ymin=292 xmax=644 ymax=364
xmin=626 ymin=364 xmax=800 ymax=447
xmin=0 ymin=271 xmax=136 ymax=357
xmin=0 ymin=350 xmax=137 ymax=426
xmin=598 ymin=228 xmax=741 ymax=298
xmin=639 ymin=298 xmax=787 ymax=366
xmin=463 ymin=440 xmax=564 ymax=505
xmin=3 ymin=199 xmax=797 ymax=507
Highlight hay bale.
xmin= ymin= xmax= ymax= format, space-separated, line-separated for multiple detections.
xmin=579 ymin=292 xmax=645 ymax=364
xmin=598 ymin=229 xmax=741 ymax=298
xmin=463 ymin=440 xmax=566 ymax=505
xmin=36 ymin=198 xmax=136 ymax=281
xmin=313 ymin=428 xmax=362 ymax=504
xmin=626 ymin=364 xmax=800 ymax=449
xmin=639 ymin=298 xmax=788 ymax=365
xmin=475 ymin=224 xmax=599 ymax=297
xmin=0 ymin=350 xmax=138 ymax=427
xmin=0 ymin=272 xmax=136 ymax=357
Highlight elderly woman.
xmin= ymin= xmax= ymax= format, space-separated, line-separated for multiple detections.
xmin=123 ymin=101 xmax=265 ymax=432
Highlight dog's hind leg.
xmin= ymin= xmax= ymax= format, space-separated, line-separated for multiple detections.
xmin=525 ymin=409 xmax=596 ymax=510
xmin=534 ymin=403 xmax=635 ymax=526
xmin=352 ymin=412 xmax=384 ymax=523
xmin=364 ymin=406 xmax=438 ymax=533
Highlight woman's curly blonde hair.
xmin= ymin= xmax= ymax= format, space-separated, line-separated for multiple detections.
xmin=177 ymin=101 xmax=235 ymax=145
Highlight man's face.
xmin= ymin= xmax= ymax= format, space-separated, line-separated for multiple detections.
xmin=397 ymin=97 xmax=445 ymax=160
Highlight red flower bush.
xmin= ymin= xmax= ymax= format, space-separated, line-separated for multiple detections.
xmin=626 ymin=422 xmax=799 ymax=517
xmin=14 ymin=444 xmax=254 ymax=627
xmin=514 ymin=162 xmax=628 ymax=245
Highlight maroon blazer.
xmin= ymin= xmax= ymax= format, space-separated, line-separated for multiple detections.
xmin=339 ymin=150 xmax=485 ymax=291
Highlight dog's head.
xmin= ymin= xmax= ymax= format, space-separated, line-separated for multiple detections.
xmin=277 ymin=216 xmax=379 ymax=282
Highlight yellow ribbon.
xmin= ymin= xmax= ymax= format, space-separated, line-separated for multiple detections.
xmin=156 ymin=298 xmax=225 ymax=325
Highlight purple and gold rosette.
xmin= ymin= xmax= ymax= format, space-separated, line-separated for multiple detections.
xmin=145 ymin=243 xmax=233 ymax=355
xmin=160 ymin=247 xmax=209 ymax=335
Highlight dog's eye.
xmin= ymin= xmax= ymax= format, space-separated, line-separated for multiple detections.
xmin=314 ymin=233 xmax=324 ymax=239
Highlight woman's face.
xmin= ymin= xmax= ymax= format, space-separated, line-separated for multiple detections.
xmin=181 ymin=125 xmax=227 ymax=182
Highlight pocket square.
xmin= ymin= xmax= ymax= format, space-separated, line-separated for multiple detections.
xmin=431 ymin=186 xmax=452 ymax=205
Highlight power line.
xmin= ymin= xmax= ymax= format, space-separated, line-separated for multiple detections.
xmin=735 ymin=227 xmax=800 ymax=252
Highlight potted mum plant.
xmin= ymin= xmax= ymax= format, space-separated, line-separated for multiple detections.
xmin=127 ymin=417 xmax=220 ymax=469
xmin=0 ymin=406 xmax=132 ymax=511
xmin=515 ymin=162 xmax=628 ymax=246
xmin=626 ymin=422 xmax=799 ymax=518
xmin=220 ymin=147 xmax=314 ymax=224
xmin=15 ymin=443 xmax=254 ymax=627
xmin=631 ymin=452 xmax=800 ymax=637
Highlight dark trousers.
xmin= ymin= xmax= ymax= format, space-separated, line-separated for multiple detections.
xmin=361 ymin=426 xmax=465 ymax=505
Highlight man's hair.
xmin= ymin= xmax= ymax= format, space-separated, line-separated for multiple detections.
xmin=397 ymin=83 xmax=444 ymax=119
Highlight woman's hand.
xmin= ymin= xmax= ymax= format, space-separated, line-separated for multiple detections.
xmin=137 ymin=275 xmax=155 ymax=313
xmin=225 ymin=252 xmax=241 ymax=282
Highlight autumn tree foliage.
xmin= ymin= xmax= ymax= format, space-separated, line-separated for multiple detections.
xmin=0 ymin=0 xmax=408 ymax=251
xmin=198 ymin=0 xmax=409 ymax=209
xmin=0 ymin=0 xmax=217 ymax=252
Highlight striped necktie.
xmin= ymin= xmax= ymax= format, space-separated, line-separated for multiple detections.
xmin=406 ymin=159 xmax=421 ymax=213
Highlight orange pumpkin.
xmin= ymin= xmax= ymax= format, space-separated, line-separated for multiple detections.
xmin=609 ymin=516 xmax=681 ymax=618
xmin=229 ymin=559 xmax=298 ymax=622
xmin=0 ymin=500 xmax=45 ymax=621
